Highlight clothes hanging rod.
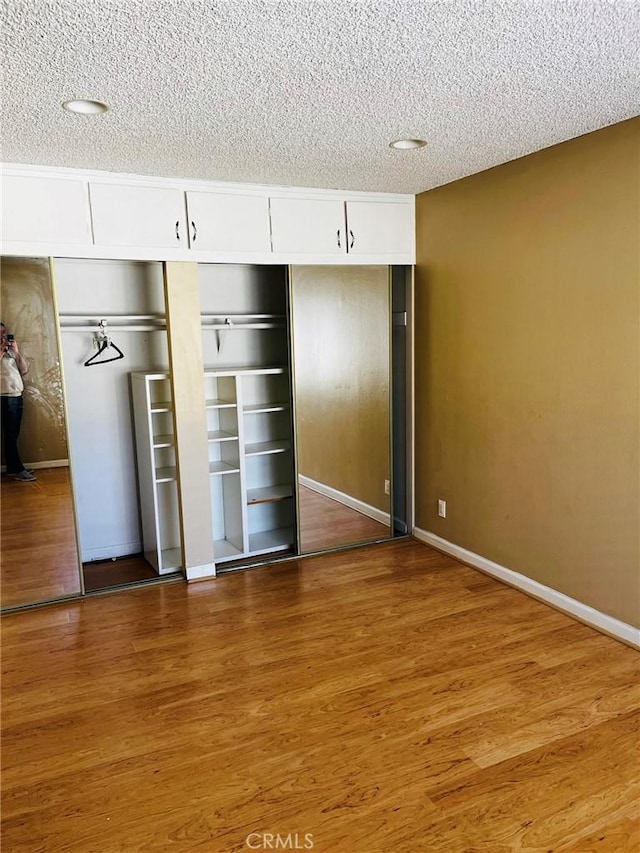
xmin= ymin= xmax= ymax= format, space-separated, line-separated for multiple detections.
xmin=201 ymin=323 xmax=284 ymax=330
xmin=59 ymin=313 xmax=165 ymax=321
xmin=200 ymin=313 xmax=285 ymax=320
xmin=201 ymin=313 xmax=285 ymax=330
xmin=61 ymin=325 xmax=166 ymax=332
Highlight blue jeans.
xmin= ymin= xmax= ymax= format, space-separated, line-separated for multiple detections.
xmin=1 ymin=394 xmax=25 ymax=475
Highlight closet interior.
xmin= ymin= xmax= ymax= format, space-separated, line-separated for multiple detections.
xmin=53 ymin=260 xmax=297 ymax=589
xmin=198 ymin=264 xmax=295 ymax=566
xmin=55 ymin=258 xmax=175 ymax=590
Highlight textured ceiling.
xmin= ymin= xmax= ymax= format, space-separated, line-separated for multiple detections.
xmin=2 ymin=1 xmax=639 ymax=194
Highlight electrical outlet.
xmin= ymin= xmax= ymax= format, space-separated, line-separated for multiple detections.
xmin=438 ymin=499 xmax=447 ymax=518
xmin=384 ymin=479 xmax=390 ymax=495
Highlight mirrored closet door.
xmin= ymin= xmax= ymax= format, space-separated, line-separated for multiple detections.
xmin=0 ymin=257 xmax=82 ymax=609
xmin=290 ymin=265 xmax=393 ymax=554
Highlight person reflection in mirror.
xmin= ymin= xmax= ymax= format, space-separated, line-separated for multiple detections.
xmin=1 ymin=322 xmax=36 ymax=481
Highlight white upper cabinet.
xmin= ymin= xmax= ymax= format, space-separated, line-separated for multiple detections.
xmin=345 ymin=201 xmax=414 ymax=257
xmin=1 ymin=175 xmax=91 ymax=245
xmin=89 ymin=183 xmax=187 ymax=248
xmin=269 ymin=195 xmax=414 ymax=260
xmin=269 ymin=197 xmax=346 ymax=255
xmin=186 ymin=191 xmax=271 ymax=253
xmin=1 ymin=165 xmax=415 ymax=263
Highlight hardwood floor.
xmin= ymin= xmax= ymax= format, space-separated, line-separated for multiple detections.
xmin=1 ymin=539 xmax=638 ymax=852
xmin=0 ymin=469 xmax=164 ymax=605
xmin=1 ymin=473 xmax=391 ymax=609
xmin=82 ymin=554 xmax=162 ymax=592
xmin=298 ymin=483 xmax=391 ymax=552
xmin=0 ymin=467 xmax=81 ymax=608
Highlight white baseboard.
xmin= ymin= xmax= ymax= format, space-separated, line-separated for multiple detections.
xmin=82 ymin=541 xmax=141 ymax=563
xmin=29 ymin=459 xmax=69 ymax=469
xmin=299 ymin=474 xmax=390 ymax=526
xmin=1 ymin=459 xmax=69 ymax=472
xmin=185 ymin=562 xmax=217 ymax=581
xmin=413 ymin=528 xmax=640 ymax=649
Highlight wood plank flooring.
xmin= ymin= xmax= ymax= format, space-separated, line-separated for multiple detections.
xmin=2 ymin=539 xmax=638 ymax=852
xmin=1 ymin=476 xmax=391 ymax=608
xmin=298 ymin=484 xmax=391 ymax=552
xmin=82 ymin=554 xmax=161 ymax=592
xmin=0 ymin=467 xmax=81 ymax=608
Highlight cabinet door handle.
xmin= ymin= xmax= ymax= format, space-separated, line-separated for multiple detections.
xmin=191 ymin=220 xmax=197 ymax=243
xmin=349 ymin=229 xmax=355 ymax=249
xmin=175 ymin=221 xmax=180 ymax=242
xmin=337 ymin=229 xmax=341 ymax=248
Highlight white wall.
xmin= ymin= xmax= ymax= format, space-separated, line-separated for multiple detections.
xmin=199 ymin=264 xmax=288 ymax=370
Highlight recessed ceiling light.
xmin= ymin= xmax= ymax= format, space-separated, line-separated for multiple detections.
xmin=389 ymin=138 xmax=427 ymax=150
xmin=62 ymin=99 xmax=109 ymax=115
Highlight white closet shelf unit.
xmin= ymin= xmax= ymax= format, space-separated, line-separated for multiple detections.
xmin=131 ymin=371 xmax=182 ymax=575
xmin=203 ymin=365 xmax=295 ymax=565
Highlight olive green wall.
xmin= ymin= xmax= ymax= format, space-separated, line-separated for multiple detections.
xmin=415 ymin=118 xmax=640 ymax=627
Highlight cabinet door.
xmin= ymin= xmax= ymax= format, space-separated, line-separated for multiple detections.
xmin=186 ymin=191 xmax=271 ymax=253
xmin=2 ymin=175 xmax=91 ymax=245
xmin=269 ymin=197 xmax=346 ymax=255
xmin=345 ymin=200 xmax=414 ymax=257
xmin=89 ymin=183 xmax=186 ymax=248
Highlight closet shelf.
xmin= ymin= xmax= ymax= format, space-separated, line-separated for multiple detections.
xmin=248 ymin=527 xmax=294 ymax=555
xmin=207 ymin=430 xmax=238 ymax=443
xmin=209 ymin=460 xmax=241 ymax=476
xmin=205 ymin=398 xmax=237 ymax=409
xmin=243 ymin=401 xmax=289 ymax=414
xmin=213 ymin=539 xmax=245 ymax=562
xmin=246 ymin=485 xmax=293 ymax=505
xmin=244 ymin=440 xmax=291 ymax=457
xmin=160 ymin=548 xmax=182 ymax=572
xmin=152 ymin=434 xmax=174 ymax=449
xmin=154 ymin=465 xmax=177 ymax=483
xmin=204 ymin=366 xmax=287 ymax=377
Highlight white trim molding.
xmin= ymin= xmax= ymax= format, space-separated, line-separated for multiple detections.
xmin=185 ymin=562 xmax=217 ymax=581
xmin=1 ymin=459 xmax=69 ymax=472
xmin=413 ymin=528 xmax=640 ymax=650
xmin=299 ymin=475 xmax=390 ymax=526
xmin=82 ymin=541 xmax=141 ymax=563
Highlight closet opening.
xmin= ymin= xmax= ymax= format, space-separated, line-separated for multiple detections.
xmin=55 ymin=258 xmax=184 ymax=595
xmin=198 ymin=264 xmax=297 ymax=571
